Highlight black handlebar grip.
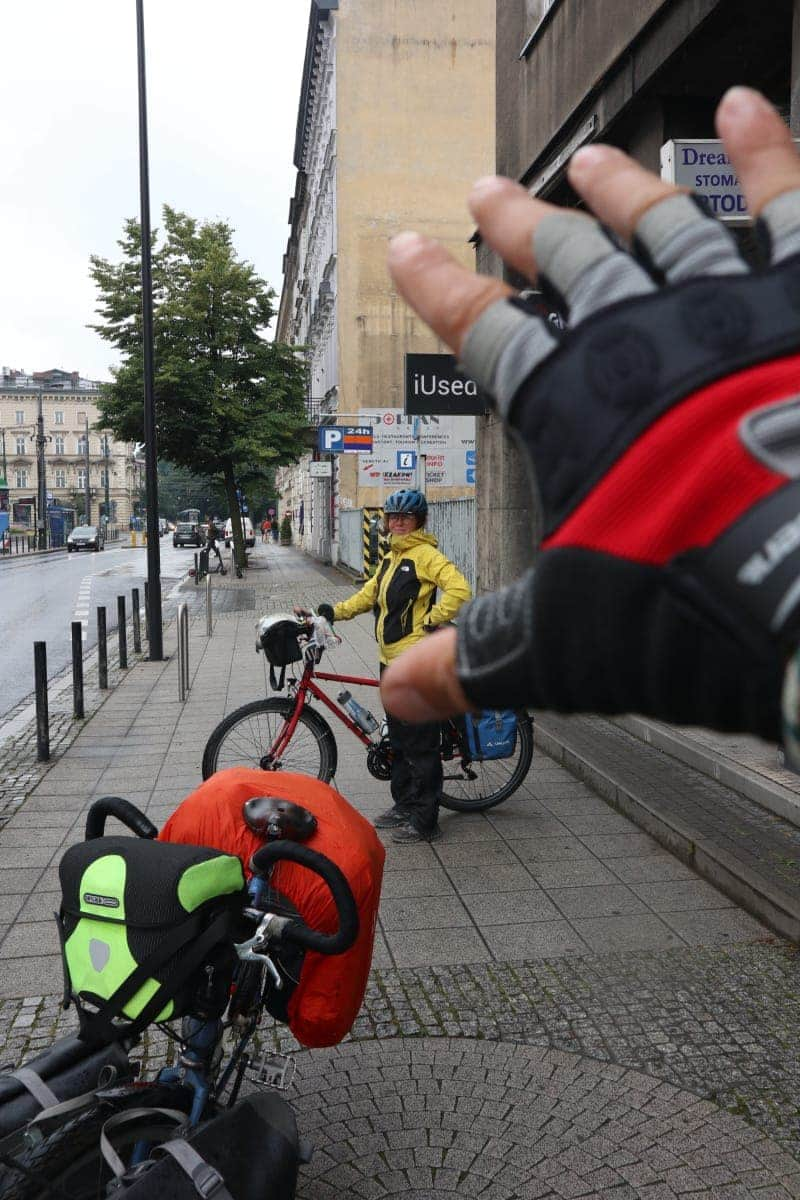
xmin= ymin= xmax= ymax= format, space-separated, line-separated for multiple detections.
xmin=250 ymin=841 xmax=360 ymax=955
xmin=85 ymin=796 xmax=159 ymax=842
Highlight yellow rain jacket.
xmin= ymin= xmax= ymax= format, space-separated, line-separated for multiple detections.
xmin=333 ymin=529 xmax=472 ymax=664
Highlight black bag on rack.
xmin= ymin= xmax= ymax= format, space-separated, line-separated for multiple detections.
xmin=58 ymin=836 xmax=247 ymax=1046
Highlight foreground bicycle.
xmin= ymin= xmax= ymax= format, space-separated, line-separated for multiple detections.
xmin=202 ymin=612 xmax=534 ymax=812
xmin=0 ymin=795 xmax=357 ymax=1199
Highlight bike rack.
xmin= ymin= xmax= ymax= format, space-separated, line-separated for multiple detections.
xmin=177 ymin=602 xmax=190 ymax=700
xmin=206 ymin=572 xmax=213 ymax=637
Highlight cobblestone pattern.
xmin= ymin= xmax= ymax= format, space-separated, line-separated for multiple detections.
xmin=540 ymin=715 xmax=800 ymax=890
xmin=4 ymin=943 xmax=800 ymax=1164
xmin=293 ymin=1038 xmax=800 ymax=1198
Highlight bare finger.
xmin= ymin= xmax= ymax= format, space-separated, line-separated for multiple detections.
xmin=380 ymin=628 xmax=471 ymax=722
xmin=567 ymin=144 xmax=678 ymax=240
xmin=468 ymin=174 xmax=653 ymax=321
xmin=387 ymin=232 xmax=511 ymax=356
xmin=716 ymin=86 xmax=800 ymax=217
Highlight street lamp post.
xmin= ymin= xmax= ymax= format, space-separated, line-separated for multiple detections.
xmin=136 ymin=0 xmax=163 ymax=659
xmin=34 ymin=390 xmax=51 ymax=551
xmin=0 ymin=428 xmax=7 ymax=483
xmin=103 ymin=433 xmax=111 ymax=526
xmin=84 ymin=415 xmax=91 ymax=526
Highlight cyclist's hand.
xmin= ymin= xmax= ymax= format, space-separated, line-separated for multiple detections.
xmin=385 ymin=87 xmax=800 ymax=740
xmin=317 ymin=603 xmax=335 ymax=624
xmin=293 ymin=606 xmax=314 ymax=622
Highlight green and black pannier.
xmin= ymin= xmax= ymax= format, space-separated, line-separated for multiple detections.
xmin=58 ymin=836 xmax=246 ymax=1046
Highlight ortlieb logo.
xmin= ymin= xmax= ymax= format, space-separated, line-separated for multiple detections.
xmin=83 ymin=892 xmax=120 ymax=909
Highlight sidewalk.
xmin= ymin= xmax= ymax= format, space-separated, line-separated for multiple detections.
xmin=2 ymin=542 xmax=800 ymax=1195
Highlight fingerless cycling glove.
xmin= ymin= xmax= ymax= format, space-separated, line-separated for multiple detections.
xmin=457 ymin=190 xmax=800 ymax=741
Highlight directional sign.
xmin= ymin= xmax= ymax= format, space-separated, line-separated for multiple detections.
xmin=318 ymin=426 xmax=373 ymax=453
xmin=397 ymin=450 xmax=417 ymax=470
xmin=466 ymin=450 xmax=476 ymax=467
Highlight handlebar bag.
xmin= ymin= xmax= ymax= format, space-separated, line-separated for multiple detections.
xmin=58 ymin=836 xmax=246 ymax=1046
xmin=463 ymin=709 xmax=518 ymax=761
xmin=159 ymin=768 xmax=385 ymax=1048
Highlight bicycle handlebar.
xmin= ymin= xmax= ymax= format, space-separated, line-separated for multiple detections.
xmin=249 ymin=841 xmax=359 ymax=955
xmin=85 ymin=796 xmax=158 ymax=841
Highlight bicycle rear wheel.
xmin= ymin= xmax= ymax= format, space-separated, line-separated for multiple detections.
xmin=0 ymin=1083 xmax=193 ymax=1200
xmin=440 ymin=712 xmax=534 ymax=812
xmin=202 ymin=698 xmax=338 ymax=781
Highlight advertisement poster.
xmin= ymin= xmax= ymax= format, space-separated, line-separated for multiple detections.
xmin=357 ymin=409 xmax=475 ymax=488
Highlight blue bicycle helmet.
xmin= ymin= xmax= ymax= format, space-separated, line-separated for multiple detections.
xmin=384 ymin=489 xmax=428 ymax=520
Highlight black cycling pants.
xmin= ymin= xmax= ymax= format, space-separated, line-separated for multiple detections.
xmin=385 ymin=709 xmax=442 ymax=834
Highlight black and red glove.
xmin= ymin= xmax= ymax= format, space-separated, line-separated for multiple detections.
xmin=455 ymin=190 xmax=800 ymax=742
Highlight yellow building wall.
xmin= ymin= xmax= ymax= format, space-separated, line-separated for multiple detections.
xmin=334 ymin=0 xmax=495 ymax=508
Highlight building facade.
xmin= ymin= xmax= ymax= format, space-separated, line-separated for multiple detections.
xmin=276 ymin=0 xmax=495 ymax=563
xmin=480 ymin=0 xmax=800 ymax=591
xmin=0 ymin=367 xmax=136 ymax=531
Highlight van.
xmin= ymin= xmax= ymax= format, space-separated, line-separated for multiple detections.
xmin=224 ymin=515 xmax=255 ymax=549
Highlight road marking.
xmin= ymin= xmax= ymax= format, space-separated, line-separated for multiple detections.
xmin=74 ymin=576 xmax=93 ymax=642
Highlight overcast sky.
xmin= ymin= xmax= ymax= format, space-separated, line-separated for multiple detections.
xmin=0 ymin=1 xmax=310 ymax=382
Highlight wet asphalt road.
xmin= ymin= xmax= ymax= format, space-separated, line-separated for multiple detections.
xmin=0 ymin=538 xmax=198 ymax=719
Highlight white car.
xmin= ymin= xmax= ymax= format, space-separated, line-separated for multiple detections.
xmin=224 ymin=516 xmax=255 ymax=548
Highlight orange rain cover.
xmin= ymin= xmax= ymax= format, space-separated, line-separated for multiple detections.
xmin=159 ymin=768 xmax=385 ymax=1047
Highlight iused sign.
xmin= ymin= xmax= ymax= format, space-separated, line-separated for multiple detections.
xmin=405 ymin=353 xmax=487 ymax=416
xmin=662 ymin=138 xmax=800 ymax=220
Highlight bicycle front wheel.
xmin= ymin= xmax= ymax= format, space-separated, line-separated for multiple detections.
xmin=440 ymin=712 xmax=534 ymax=812
xmin=202 ymin=698 xmax=338 ymax=781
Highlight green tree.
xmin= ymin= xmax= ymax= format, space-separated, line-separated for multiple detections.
xmin=89 ymin=207 xmax=308 ymax=568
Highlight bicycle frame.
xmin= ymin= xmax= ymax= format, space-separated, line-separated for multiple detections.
xmin=269 ymin=660 xmax=379 ymax=762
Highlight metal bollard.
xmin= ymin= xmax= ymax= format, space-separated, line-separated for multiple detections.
xmin=34 ymin=642 xmax=50 ymax=761
xmin=97 ymin=607 xmax=108 ymax=689
xmin=132 ymin=587 xmax=142 ymax=654
xmin=117 ymin=595 xmax=128 ymax=668
xmin=194 ymin=551 xmax=199 ymax=584
xmin=206 ymin=572 xmax=212 ymax=637
xmin=177 ymin=602 xmax=190 ymax=700
xmin=71 ymin=621 xmax=84 ymax=719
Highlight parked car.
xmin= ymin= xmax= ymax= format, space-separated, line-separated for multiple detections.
xmin=67 ymin=525 xmax=103 ymax=553
xmin=173 ymin=520 xmax=204 ymax=548
xmin=224 ymin=515 xmax=255 ymax=548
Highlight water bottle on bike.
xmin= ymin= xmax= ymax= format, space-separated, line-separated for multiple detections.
xmin=337 ymin=689 xmax=379 ymax=734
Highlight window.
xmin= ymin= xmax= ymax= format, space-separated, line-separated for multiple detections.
xmin=54 ymin=410 xmax=64 ymax=425
xmin=15 ymin=410 xmax=24 ymax=425
xmin=77 ymin=468 xmax=87 ymax=489
xmin=54 ymin=435 xmax=65 ymax=454
xmin=55 ymin=468 xmax=66 ymax=488
xmin=15 ymin=469 xmax=28 ymax=488
xmin=100 ymin=434 xmax=110 ymax=455
xmin=77 ymin=434 xmax=88 ymax=454
xmin=521 ymin=0 xmax=559 ymax=57
xmin=15 ymin=435 xmax=26 ymax=455
xmin=100 ymin=468 xmax=109 ymax=487
xmin=77 ymin=411 xmax=86 ymax=424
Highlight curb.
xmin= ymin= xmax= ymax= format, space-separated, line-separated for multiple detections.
xmin=615 ymin=715 xmax=800 ymax=830
xmin=535 ymin=714 xmax=800 ymax=945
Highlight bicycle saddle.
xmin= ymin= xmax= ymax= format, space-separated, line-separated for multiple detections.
xmin=242 ymin=796 xmax=318 ymax=842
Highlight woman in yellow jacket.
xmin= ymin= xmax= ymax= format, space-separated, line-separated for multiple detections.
xmin=323 ymin=489 xmax=471 ymax=843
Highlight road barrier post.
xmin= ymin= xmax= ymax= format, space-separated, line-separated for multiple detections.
xmin=177 ymin=602 xmax=189 ymax=700
xmin=132 ymin=587 xmax=142 ymax=654
xmin=34 ymin=642 xmax=49 ymax=761
xmin=97 ymin=607 xmax=108 ymax=689
xmin=117 ymin=595 xmax=128 ymax=668
xmin=71 ymin=621 xmax=84 ymax=719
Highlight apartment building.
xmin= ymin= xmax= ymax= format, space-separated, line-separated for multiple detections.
xmin=0 ymin=367 xmax=136 ymax=529
xmin=275 ymin=0 xmax=495 ymax=563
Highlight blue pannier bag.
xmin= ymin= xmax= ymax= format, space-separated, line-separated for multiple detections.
xmin=465 ymin=710 xmax=518 ymax=761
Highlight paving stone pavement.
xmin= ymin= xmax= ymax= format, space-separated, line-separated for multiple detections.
xmin=2 ymin=542 xmax=800 ymax=1196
